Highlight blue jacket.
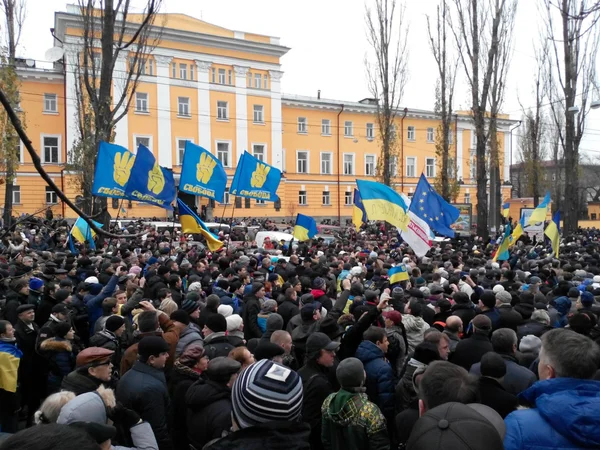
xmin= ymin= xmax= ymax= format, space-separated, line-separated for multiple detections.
xmin=84 ymin=275 xmax=118 ymax=336
xmin=355 ymin=340 xmax=395 ymax=419
xmin=504 ymin=378 xmax=600 ymax=450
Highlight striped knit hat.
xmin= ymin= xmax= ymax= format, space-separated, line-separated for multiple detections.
xmin=231 ymin=359 xmax=303 ymax=429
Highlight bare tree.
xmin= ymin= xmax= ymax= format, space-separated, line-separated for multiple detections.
xmin=427 ymin=0 xmax=459 ymax=200
xmin=541 ymin=0 xmax=599 ymax=233
xmin=449 ymin=0 xmax=516 ymax=239
xmin=365 ymin=0 xmax=409 ymax=186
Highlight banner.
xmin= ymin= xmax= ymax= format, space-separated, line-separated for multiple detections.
xmin=450 ymin=204 xmax=473 ymax=237
xmin=179 ymin=141 xmax=227 ymax=202
xmin=92 ymin=141 xmax=135 ymax=198
xmin=230 ymin=151 xmax=281 ymax=202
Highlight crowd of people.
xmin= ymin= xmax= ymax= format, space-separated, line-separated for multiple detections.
xmin=0 ymin=216 xmax=599 ymax=450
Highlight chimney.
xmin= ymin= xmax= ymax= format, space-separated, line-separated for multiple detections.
xmin=317 ymin=90 xmax=321 ymax=99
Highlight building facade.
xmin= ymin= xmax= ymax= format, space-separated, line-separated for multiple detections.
xmin=10 ymin=7 xmax=517 ymax=220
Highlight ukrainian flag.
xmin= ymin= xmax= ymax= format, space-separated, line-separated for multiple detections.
xmin=528 ymin=192 xmax=551 ymax=225
xmin=177 ymin=198 xmax=224 ymax=252
xmin=493 ymin=222 xmax=512 ymax=262
xmin=352 ymin=189 xmax=368 ymax=232
xmin=70 ymin=217 xmax=102 ymax=250
xmin=0 ymin=341 xmax=22 ymax=393
xmin=389 ymin=265 xmax=409 ymax=284
xmin=509 ymin=215 xmax=525 ymax=247
xmin=356 ymin=179 xmax=410 ymax=232
xmin=293 ymin=213 xmax=318 ymax=242
xmin=502 ymin=201 xmax=510 ymax=218
xmin=544 ymin=211 xmax=561 ymax=258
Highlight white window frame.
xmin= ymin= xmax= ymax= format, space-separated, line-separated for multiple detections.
xmin=190 ymin=64 xmax=194 ymax=81
xmin=41 ymin=134 xmax=61 ymax=164
xmin=263 ymin=74 xmax=268 ymax=89
xmin=296 ymin=150 xmax=309 ymax=174
xmin=228 ymin=70 xmax=233 ymax=85
xmin=217 ymin=101 xmax=229 ymax=121
xmin=179 ymin=63 xmax=188 ymax=80
xmin=365 ymin=154 xmax=376 ymax=176
xmin=43 ymin=93 xmax=58 ymax=113
xmin=221 ymin=188 xmax=231 ymax=205
xmin=344 ymin=191 xmax=353 ymax=206
xmin=45 ymin=187 xmax=58 ymax=204
xmin=366 ymin=123 xmax=374 ymax=140
xmin=254 ymin=73 xmax=261 ymax=89
xmin=407 ymin=126 xmax=416 ymax=141
xmin=298 ymin=190 xmax=307 ymax=206
xmin=12 ymin=185 xmax=20 ymax=204
xmin=427 ymin=127 xmax=434 ymax=143
xmin=344 ymin=121 xmax=353 ymax=137
xmin=322 ymin=190 xmax=331 ymax=206
xmin=218 ymin=68 xmax=226 ymax=84
xmin=253 ymin=105 xmax=264 ymax=124
xmin=426 ymin=157 xmax=436 ymax=178
xmin=133 ymin=135 xmax=152 ymax=154
xmin=215 ymin=140 xmax=232 ymax=168
xmin=464 ymin=192 xmax=471 ymax=204
xmin=343 ymin=153 xmax=355 ymax=175
xmin=211 ymin=67 xmax=216 ymax=83
xmin=321 ymin=119 xmax=331 ymax=136
xmin=172 ymin=62 xmax=176 ymax=78
xmin=176 ymin=138 xmax=194 ymax=166
xmin=18 ymin=141 xmax=24 ymax=163
xmin=298 ymin=117 xmax=307 ymax=134
xmin=281 ymin=148 xmax=287 ymax=173
xmin=406 ymin=157 xmax=416 ymax=178
xmin=320 ymin=152 xmax=332 ymax=175
xmin=177 ymin=97 xmax=191 ymax=117
xmin=252 ymin=143 xmax=266 ymax=162
xmin=135 ymin=92 xmax=149 ymax=113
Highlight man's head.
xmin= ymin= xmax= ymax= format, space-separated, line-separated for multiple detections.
xmin=104 ymin=315 xmax=125 ymax=337
xmin=0 ymin=320 xmax=14 ymax=340
xmin=336 ymin=357 xmax=366 ymax=391
xmin=51 ymin=304 xmax=69 ymax=321
xmin=424 ymin=330 xmax=451 ymax=360
xmin=363 ymin=326 xmax=389 ymax=354
xmin=405 ymin=299 xmax=423 ymax=317
xmin=538 ymin=328 xmax=600 ymax=381
xmin=76 ymin=347 xmax=114 ymax=382
xmin=531 ymin=309 xmax=551 ymax=325
xmin=17 ymin=304 xmax=35 ymax=324
xmin=205 ymin=356 xmax=241 ymax=388
xmin=471 ymin=315 xmax=492 ymax=336
xmin=478 ymin=291 xmax=496 ymax=310
xmin=203 ymin=314 xmax=227 ymax=337
xmin=137 ymin=310 xmax=159 ymax=333
xmin=445 ymin=315 xmax=463 ymax=334
xmin=480 ymin=351 xmax=507 ymax=381
xmin=138 ymin=336 xmax=170 ymax=369
xmin=270 ymin=330 xmax=293 ymax=355
xmin=306 ymin=332 xmax=340 ymax=367
xmin=490 ymin=328 xmax=518 ymax=355
xmin=101 ymin=298 xmax=118 ymax=316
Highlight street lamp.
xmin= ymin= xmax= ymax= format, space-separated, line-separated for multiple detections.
xmin=591 ymin=100 xmax=600 ymax=110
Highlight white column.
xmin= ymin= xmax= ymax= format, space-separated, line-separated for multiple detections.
xmin=155 ymin=55 xmax=173 ymax=168
xmin=503 ymin=131 xmax=510 ymax=182
xmin=234 ymin=65 xmax=249 ymax=163
xmin=64 ymin=46 xmax=79 ymax=163
xmin=112 ymin=54 xmax=129 ymax=149
xmin=195 ymin=60 xmax=212 ymax=151
xmin=456 ymin=128 xmax=464 ymax=181
xmin=270 ymin=70 xmax=283 ymax=171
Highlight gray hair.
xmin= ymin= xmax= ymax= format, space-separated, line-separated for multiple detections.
xmin=34 ymin=391 xmax=76 ymax=425
xmin=541 ymin=329 xmax=600 ymax=379
xmin=531 ymin=309 xmax=551 ymax=325
xmin=491 ymin=328 xmax=518 ymax=354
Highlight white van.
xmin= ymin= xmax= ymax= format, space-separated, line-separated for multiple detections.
xmin=255 ymin=231 xmax=294 ymax=248
xmin=204 ymin=223 xmax=230 ymax=234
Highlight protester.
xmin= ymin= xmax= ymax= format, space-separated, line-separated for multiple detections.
xmin=477 ymin=352 xmax=518 ymax=418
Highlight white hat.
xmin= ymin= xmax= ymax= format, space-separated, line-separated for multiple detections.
xmin=492 ymin=285 xmax=505 ymax=293
xmin=226 ymin=314 xmax=243 ymax=332
xmin=84 ymin=276 xmax=99 ymax=284
xmin=218 ymin=304 xmax=234 ymax=318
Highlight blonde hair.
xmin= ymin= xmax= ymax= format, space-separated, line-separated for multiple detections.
xmin=34 ymin=391 xmax=76 ymax=424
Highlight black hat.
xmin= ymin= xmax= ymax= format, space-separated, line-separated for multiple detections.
xmin=306 ymin=332 xmax=340 ymax=359
xmin=16 ymin=304 xmax=35 ymax=314
xmin=205 ymin=356 xmax=241 ymax=383
xmin=567 ymin=287 xmax=580 ymax=298
xmin=51 ymin=303 xmax=69 ymax=315
xmin=69 ymin=421 xmax=116 ymax=444
xmin=54 ymin=321 xmax=72 ymax=339
xmin=138 ymin=336 xmax=169 ymax=359
xmin=254 ymin=342 xmax=285 ymax=361
xmin=336 ymin=357 xmax=365 ymax=389
xmin=301 ymin=303 xmax=320 ymax=321
xmin=55 ymin=268 xmax=68 ymax=275
xmin=105 ymin=315 xmax=125 ymax=333
xmin=158 ymin=266 xmax=171 ymax=276
xmin=436 ymin=298 xmax=452 ymax=312
xmin=205 ymin=314 xmax=227 ymax=333
xmin=317 ymin=316 xmax=344 ymax=340
xmin=430 ymin=285 xmax=445 ymax=295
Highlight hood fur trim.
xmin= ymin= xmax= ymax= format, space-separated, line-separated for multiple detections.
xmin=40 ymin=338 xmax=72 ymax=352
xmin=96 ymin=385 xmax=116 ymax=409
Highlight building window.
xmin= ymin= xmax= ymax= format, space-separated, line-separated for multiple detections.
xmin=132 ymin=57 xmax=153 ymax=76
xmin=135 ymin=92 xmax=148 ymax=113
xmin=297 ymin=151 xmax=308 ymax=174
xmin=190 ymin=64 xmax=195 ymax=80
xmin=253 ymin=105 xmax=264 ymax=123
xmin=217 ymin=101 xmax=228 ymax=120
xmin=263 ymin=74 xmax=268 ymax=89
xmin=246 ymin=72 xmax=252 ymax=87
xmin=407 ymin=126 xmax=415 ymax=141
xmin=171 ymin=62 xmax=176 ymax=78
xmin=322 ymin=191 xmax=331 ymax=206
xmin=211 ymin=67 xmax=216 ymax=83
xmin=44 ymin=94 xmax=57 ymax=113
xmin=12 ymin=185 xmax=20 ymax=204
xmin=426 ymin=157 xmax=436 ymax=178
xmin=427 ymin=127 xmax=434 ymax=143
xmin=592 ymin=213 xmax=597 ymax=220
xmin=256 ymin=199 xmax=266 ymax=205
xmin=322 ymin=119 xmax=331 ymax=136
xmin=464 ymin=192 xmax=471 ymax=204
xmin=179 ymin=63 xmax=187 ymax=80
xmin=216 ymin=142 xmax=231 ymax=167
xmin=281 ymin=148 xmax=287 ymax=172
xmin=244 ymin=198 xmax=251 ymax=208
xmin=344 ymin=191 xmax=353 ymax=206
xmin=343 ymin=153 xmax=355 ymax=175
xmin=218 ymin=68 xmax=226 ymax=84
xmin=298 ymin=117 xmax=307 ymax=133
xmin=177 ymin=139 xmax=192 ymax=165
xmin=406 ymin=157 xmax=416 ymax=178
xmin=252 ymin=144 xmax=265 ymax=162
xmin=43 ymin=136 xmax=59 ymax=163
xmin=365 ymin=154 xmax=376 ymax=176
xmin=366 ymin=123 xmax=374 ymax=140
xmin=228 ymin=70 xmax=233 ymax=85
xmin=344 ymin=121 xmax=353 ymax=137
xmin=45 ymin=187 xmax=58 ymax=204
xmin=177 ymin=97 xmax=190 ymax=117
xmin=320 ymin=152 xmax=332 ymax=174
xmin=134 ymin=136 xmax=150 ymax=152
xmin=299 ymin=190 xmax=307 ymax=206
xmin=254 ymin=73 xmax=261 ymax=89
xmin=391 ymin=156 xmax=398 ymax=176
xmin=235 ymin=196 xmax=242 ymax=208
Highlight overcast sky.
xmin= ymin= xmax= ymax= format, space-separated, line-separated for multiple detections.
xmin=18 ymin=0 xmax=600 ymax=161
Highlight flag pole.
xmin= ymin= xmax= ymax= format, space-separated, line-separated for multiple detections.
xmin=225 ymin=195 xmax=237 ymax=252
xmin=107 ymin=198 xmax=125 ymax=252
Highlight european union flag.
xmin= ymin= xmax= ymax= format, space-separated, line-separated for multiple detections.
xmin=356 ymin=179 xmax=410 ymax=232
xmin=177 ymin=198 xmax=223 ymax=252
xmin=352 ymin=189 xmax=367 ymax=232
xmin=229 ymin=151 xmax=281 ymax=202
xmin=92 ymin=141 xmax=135 ymax=198
xmin=410 ymin=174 xmax=460 ymax=237
xmin=124 ymin=145 xmax=176 ymax=210
xmin=293 ymin=214 xmax=318 ymax=241
xmin=179 ymin=141 xmax=227 ymax=202
xmin=70 ymin=216 xmax=103 ymax=250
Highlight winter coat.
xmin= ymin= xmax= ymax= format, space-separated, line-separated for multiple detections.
xmin=85 ymin=275 xmax=119 ymax=335
xmin=167 ymin=361 xmax=203 ymax=450
xmin=497 ymin=305 xmax=524 ymax=331
xmin=40 ymin=337 xmax=75 ymax=394
xmin=174 ymin=324 xmax=203 ymax=358
xmin=514 ymin=302 xmax=535 ymax=321
xmin=291 ymin=319 xmax=319 ymax=364
xmin=242 ymin=295 xmax=262 ymax=340
xmin=186 ymin=378 xmax=233 ymax=450
xmin=450 ymin=303 xmax=476 ymax=330
xmin=355 ymin=341 xmax=395 ymax=420
xmin=450 ymin=332 xmax=493 ymax=371
xmin=4 ymin=291 xmax=29 ymax=325
xmin=278 ymin=298 xmax=300 ymax=330
xmin=478 ymin=308 xmax=502 ymax=331
xmin=90 ymin=329 xmax=123 ymax=370
xmin=517 ymin=320 xmax=553 ymax=340
xmin=443 ymin=330 xmax=460 ymax=352
xmin=203 ymin=332 xmax=235 ymax=360
xmin=504 ymin=378 xmax=600 ymax=450
xmin=385 ymin=326 xmax=407 ymax=377
xmin=61 ymin=370 xmax=105 ymax=395
xmin=395 ymin=358 xmax=425 ymax=412
xmin=227 ymin=331 xmax=245 ymax=347
xmin=116 ymin=361 xmax=173 ymax=450
xmin=401 ymin=314 xmax=430 ymax=354
xmin=321 ymin=389 xmax=390 ymax=450
xmin=204 ymin=421 xmax=311 ymax=450
xmin=144 ymin=275 xmax=168 ymax=301
xmin=478 ymin=376 xmax=518 ymax=418
xmin=470 ymin=354 xmax=537 ymax=396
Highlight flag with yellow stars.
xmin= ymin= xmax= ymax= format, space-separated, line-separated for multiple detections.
xmin=409 ymin=174 xmax=460 ymax=237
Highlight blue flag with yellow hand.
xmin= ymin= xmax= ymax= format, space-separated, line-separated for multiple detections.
xmin=70 ymin=216 xmax=102 ymax=250
xmin=356 ymin=179 xmax=410 ymax=232
xmin=179 ymin=141 xmax=227 ymax=202
xmin=229 ymin=151 xmax=281 ymax=202
xmin=293 ymin=214 xmax=318 ymax=242
xmin=410 ymin=174 xmax=460 ymax=237
xmin=177 ymin=198 xmax=224 ymax=252
xmin=544 ymin=210 xmax=561 ymax=258
xmin=352 ymin=189 xmax=368 ymax=232
xmin=92 ymin=141 xmax=135 ymax=198
xmin=528 ymin=192 xmax=551 ymax=225
xmin=124 ymin=145 xmax=176 ymax=210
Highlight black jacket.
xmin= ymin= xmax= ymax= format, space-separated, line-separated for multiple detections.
xmin=278 ymin=298 xmax=300 ymax=330
xmin=497 ymin=305 xmax=523 ymax=331
xmin=514 ymin=302 xmax=535 ymax=321
xmin=203 ymin=332 xmax=235 ymax=360
xmin=186 ymin=378 xmax=233 ymax=450
xmin=450 ymin=333 xmax=493 ymax=371
xmin=144 ymin=275 xmax=168 ymax=301
xmin=478 ymin=376 xmax=518 ymax=418
xmin=205 ymin=421 xmax=311 ymax=450
xmin=61 ymin=370 xmax=105 ymax=395
xmin=242 ymin=295 xmax=262 ymax=340
xmin=168 ymin=362 xmax=203 ymax=450
xmin=517 ymin=320 xmax=553 ymax=340
xmin=4 ymin=291 xmax=29 ymax=325
xmin=451 ymin=303 xmax=476 ymax=330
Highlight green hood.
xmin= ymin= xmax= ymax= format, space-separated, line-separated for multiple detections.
xmin=327 ymin=389 xmax=363 ymax=425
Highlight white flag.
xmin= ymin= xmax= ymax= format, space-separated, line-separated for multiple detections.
xmin=400 ymin=194 xmax=432 ymax=257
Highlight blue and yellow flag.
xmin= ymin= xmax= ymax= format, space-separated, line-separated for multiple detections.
xmin=389 ymin=265 xmax=409 ymax=284
xmin=356 ymin=179 xmax=410 ymax=232
xmin=124 ymin=145 xmax=176 ymax=210
xmin=92 ymin=141 xmax=135 ymax=198
xmin=179 ymin=141 xmax=227 ymax=202
xmin=0 ymin=341 xmax=22 ymax=393
xmin=502 ymin=201 xmax=510 ymax=218
xmin=410 ymin=174 xmax=460 ymax=237
xmin=544 ymin=211 xmax=561 ymax=258
xmin=230 ymin=151 xmax=281 ymax=202
xmin=293 ymin=213 xmax=318 ymax=242
xmin=352 ymin=189 xmax=368 ymax=232
xmin=493 ymin=221 xmax=512 ymax=262
xmin=508 ymin=215 xmax=525 ymax=247
xmin=177 ymin=198 xmax=224 ymax=252
xmin=528 ymin=192 xmax=551 ymax=225
xmin=70 ymin=216 xmax=102 ymax=250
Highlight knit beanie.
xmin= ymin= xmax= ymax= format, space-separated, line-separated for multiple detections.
xmin=226 ymin=314 xmax=243 ymax=332
xmin=261 ymin=299 xmax=278 ymax=314
xmin=336 ymin=357 xmax=365 ymax=389
xmin=265 ymin=313 xmax=284 ymax=332
xmin=54 ymin=321 xmax=72 ymax=339
xmin=251 ymin=282 xmax=264 ymax=295
xmin=232 ymin=359 xmax=303 ymax=429
xmin=218 ymin=304 xmax=234 ymax=318
xmin=519 ymin=335 xmax=542 ymax=354
xmin=29 ymin=277 xmax=44 ymax=291
xmin=105 ymin=315 xmax=125 ymax=333
xmin=206 ymin=313 xmax=227 ymax=333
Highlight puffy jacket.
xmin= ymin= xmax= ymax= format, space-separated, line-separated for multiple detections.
xmin=40 ymin=337 xmax=75 ymax=394
xmin=174 ymin=324 xmax=203 ymax=358
xmin=355 ymin=341 xmax=395 ymax=420
xmin=401 ymin=315 xmax=430 ymax=354
xmin=517 ymin=320 xmax=553 ymax=340
xmin=504 ymin=378 xmax=600 ymax=450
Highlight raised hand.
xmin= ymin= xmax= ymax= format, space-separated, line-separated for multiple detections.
xmin=196 ymin=152 xmax=216 ymax=183
xmin=147 ymin=162 xmax=165 ymax=194
xmin=113 ymin=152 xmax=135 ymax=186
xmin=251 ymin=162 xmax=270 ymax=188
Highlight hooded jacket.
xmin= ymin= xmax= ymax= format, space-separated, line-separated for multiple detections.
xmin=401 ymin=314 xmax=430 ymax=354
xmin=354 ymin=341 xmax=395 ymax=420
xmin=40 ymin=337 xmax=75 ymax=394
xmin=504 ymin=378 xmax=600 ymax=450
xmin=553 ymin=297 xmax=572 ymax=328
xmin=174 ymin=324 xmax=203 ymax=358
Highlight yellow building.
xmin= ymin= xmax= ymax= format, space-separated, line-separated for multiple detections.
xmin=11 ymin=6 xmax=516 ymax=222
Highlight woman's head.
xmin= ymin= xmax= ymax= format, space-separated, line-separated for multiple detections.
xmin=34 ymin=391 xmax=76 ymax=425
xmin=178 ymin=344 xmax=208 ymax=372
xmin=228 ymin=346 xmax=255 ymax=369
